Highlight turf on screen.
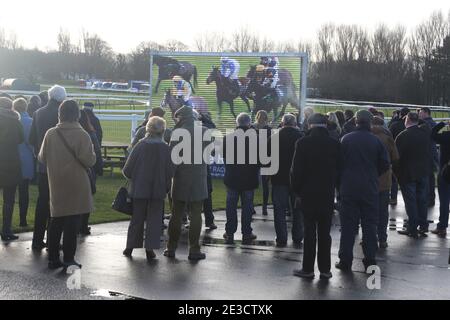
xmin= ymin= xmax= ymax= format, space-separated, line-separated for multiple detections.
xmin=149 ymin=52 xmax=307 ymax=132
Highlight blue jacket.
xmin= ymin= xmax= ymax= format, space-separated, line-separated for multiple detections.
xmin=339 ymin=125 xmax=389 ymax=197
xmin=18 ymin=112 xmax=34 ymax=180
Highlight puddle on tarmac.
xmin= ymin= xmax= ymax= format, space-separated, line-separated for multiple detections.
xmin=91 ymin=289 xmax=145 ymax=300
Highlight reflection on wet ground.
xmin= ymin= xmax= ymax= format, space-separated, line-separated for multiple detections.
xmin=1 ymin=198 xmax=449 ymax=300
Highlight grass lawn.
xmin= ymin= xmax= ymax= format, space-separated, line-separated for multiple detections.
xmin=0 ymin=170 xmax=265 ymax=234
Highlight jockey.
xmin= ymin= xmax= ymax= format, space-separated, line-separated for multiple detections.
xmin=220 ymin=57 xmax=241 ymax=95
xmin=260 ymin=56 xmax=280 ymax=69
xmin=220 ymin=57 xmax=240 ymax=79
xmin=262 ymin=67 xmax=282 ymax=102
xmin=171 ymin=75 xmax=193 ymax=107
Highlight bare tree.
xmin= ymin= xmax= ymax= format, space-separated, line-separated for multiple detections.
xmin=165 ymin=39 xmax=189 ymax=52
xmin=371 ymin=24 xmax=392 ymax=63
xmin=335 ymin=25 xmax=358 ymax=62
xmin=194 ymin=32 xmax=229 ymax=52
xmin=409 ymin=10 xmax=450 ymax=72
xmin=249 ymin=35 xmax=261 ymax=52
xmin=0 ymin=28 xmax=6 ymax=48
xmin=260 ymin=37 xmax=275 ymax=52
xmin=81 ymin=30 xmax=112 ymax=58
xmin=355 ymin=27 xmax=371 ymax=61
xmin=316 ymin=23 xmax=335 ymax=65
xmin=390 ymin=25 xmax=407 ymax=65
xmin=231 ymin=26 xmax=253 ymax=52
xmin=7 ymin=31 xmax=20 ymax=50
xmin=114 ymin=53 xmax=129 ymax=80
xmin=57 ymin=28 xmax=73 ymax=54
xmin=277 ymin=41 xmax=296 ymax=53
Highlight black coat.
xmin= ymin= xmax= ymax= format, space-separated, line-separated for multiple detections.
xmin=342 ymin=118 xmax=356 ymax=135
xmin=29 ymin=99 xmax=60 ymax=173
xmin=0 ymin=109 xmax=24 ymax=188
xmin=270 ymin=126 xmax=303 ymax=186
xmin=432 ymin=122 xmax=450 ymax=168
xmin=123 ymin=137 xmax=173 ymax=200
xmin=85 ymin=109 xmax=103 ymax=145
xmin=327 ymin=122 xmax=341 ymax=141
xmin=389 ymin=119 xmax=405 ymax=140
xmin=88 ymin=131 xmax=103 ymax=176
xmin=340 ymin=126 xmax=389 ymax=197
xmin=290 ymin=127 xmax=340 ymax=214
xmin=394 ymin=124 xmax=432 ymax=184
xmin=223 ymin=126 xmax=260 ymax=192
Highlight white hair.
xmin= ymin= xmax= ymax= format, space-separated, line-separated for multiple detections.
xmin=48 ymin=85 xmax=67 ymax=102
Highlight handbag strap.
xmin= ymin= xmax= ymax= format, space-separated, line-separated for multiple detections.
xmin=55 ymin=128 xmax=88 ymax=170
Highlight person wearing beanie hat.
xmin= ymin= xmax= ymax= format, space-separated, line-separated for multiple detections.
xmin=27 ymin=95 xmax=42 ymax=117
xmin=29 ymin=84 xmax=67 ymax=250
xmin=83 ymin=102 xmax=103 ymax=146
xmin=38 ymin=91 xmax=49 ymax=107
xmin=291 ymin=112 xmax=340 ymax=279
xmin=336 ymin=109 xmax=389 ymax=272
xmin=0 ymin=97 xmax=24 ymax=241
xmin=83 ymin=102 xmax=94 ymax=110
xmin=389 ymin=107 xmax=410 ymax=142
xmin=355 ymin=109 xmax=374 ymax=125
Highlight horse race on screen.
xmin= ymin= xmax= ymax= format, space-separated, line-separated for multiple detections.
xmin=151 ymin=53 xmax=307 ymax=131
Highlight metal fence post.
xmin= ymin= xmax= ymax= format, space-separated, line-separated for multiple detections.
xmin=149 ymin=53 xmax=153 ymax=108
xmin=300 ymin=54 xmax=309 ymax=124
xmin=131 ymin=114 xmax=138 ymax=142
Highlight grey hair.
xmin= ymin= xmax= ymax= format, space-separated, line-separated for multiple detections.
xmin=282 ymin=113 xmax=297 ymax=127
xmin=0 ymin=97 xmax=13 ymax=109
xmin=236 ymin=112 xmax=251 ymax=127
xmin=146 ymin=116 xmax=166 ymax=135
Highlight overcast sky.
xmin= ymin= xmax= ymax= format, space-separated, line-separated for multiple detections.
xmin=0 ymin=0 xmax=449 ymax=53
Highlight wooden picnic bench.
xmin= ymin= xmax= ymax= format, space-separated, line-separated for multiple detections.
xmin=102 ymin=141 xmax=129 ymax=175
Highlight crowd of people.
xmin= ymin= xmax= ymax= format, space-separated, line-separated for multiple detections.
xmin=0 ymin=84 xmax=449 ymax=281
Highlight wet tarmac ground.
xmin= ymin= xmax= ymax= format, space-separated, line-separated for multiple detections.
xmin=0 ymin=198 xmax=449 ymax=300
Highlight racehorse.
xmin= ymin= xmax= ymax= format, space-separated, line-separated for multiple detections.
xmin=247 ymin=65 xmax=299 ymax=119
xmin=160 ymin=89 xmax=209 ymax=119
xmin=153 ymin=55 xmax=198 ymax=94
xmin=245 ymin=77 xmax=281 ymax=122
xmin=206 ymin=66 xmax=252 ymax=119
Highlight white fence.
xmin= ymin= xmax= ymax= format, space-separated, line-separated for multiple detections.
xmin=95 ymin=99 xmax=450 ymax=143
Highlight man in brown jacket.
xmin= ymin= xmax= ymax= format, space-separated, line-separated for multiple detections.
xmin=372 ymin=116 xmax=399 ymax=248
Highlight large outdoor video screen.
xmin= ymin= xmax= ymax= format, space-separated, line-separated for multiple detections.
xmin=149 ymin=52 xmax=307 ymax=131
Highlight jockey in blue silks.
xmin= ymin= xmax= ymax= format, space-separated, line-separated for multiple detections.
xmin=220 ymin=57 xmax=241 ymax=95
xmin=171 ymin=75 xmax=193 ymax=108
